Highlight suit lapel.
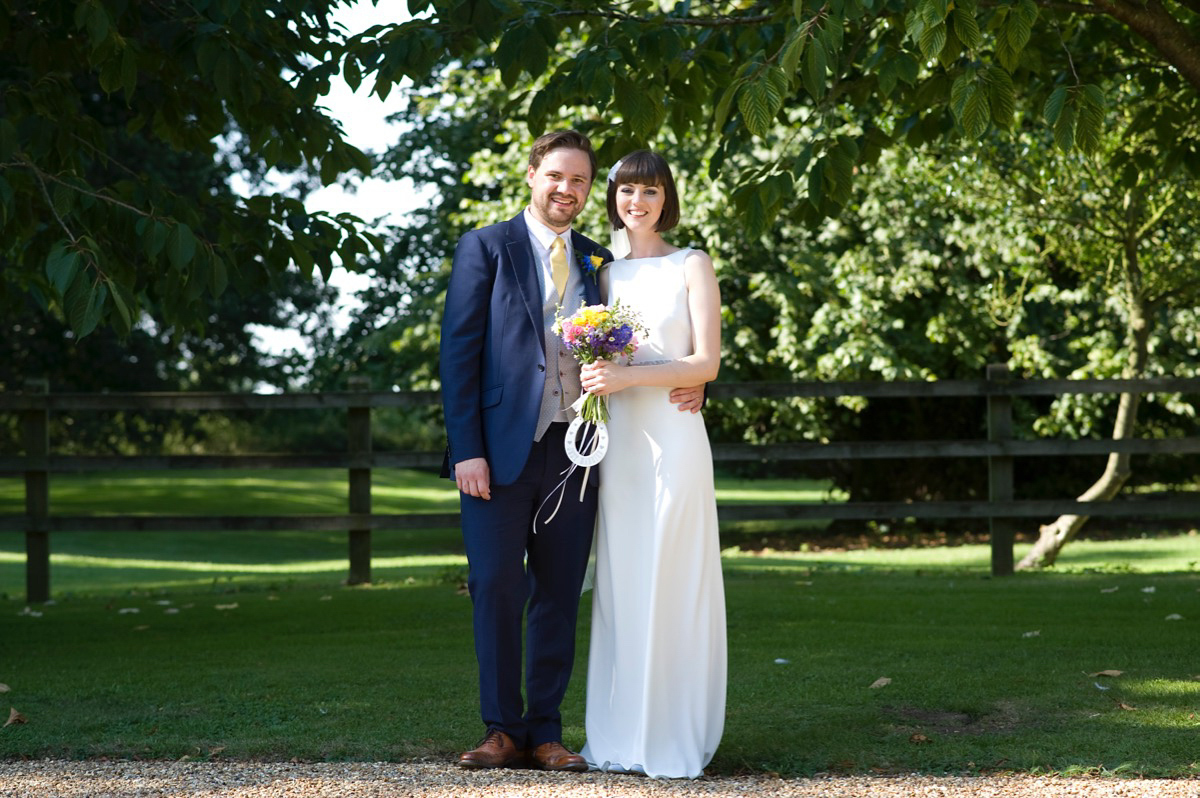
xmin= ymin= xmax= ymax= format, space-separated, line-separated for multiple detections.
xmin=503 ymin=213 xmax=544 ymax=334
xmin=571 ymin=230 xmax=602 ymax=306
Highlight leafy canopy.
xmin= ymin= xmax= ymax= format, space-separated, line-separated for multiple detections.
xmin=0 ymin=0 xmax=380 ymax=337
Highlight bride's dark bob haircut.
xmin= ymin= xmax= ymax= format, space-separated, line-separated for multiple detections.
xmin=607 ymin=150 xmax=680 ymax=233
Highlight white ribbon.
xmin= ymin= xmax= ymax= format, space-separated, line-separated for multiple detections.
xmin=533 ymin=394 xmax=609 ymax=531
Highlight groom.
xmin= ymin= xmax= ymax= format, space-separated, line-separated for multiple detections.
xmin=440 ymin=130 xmax=700 ymax=771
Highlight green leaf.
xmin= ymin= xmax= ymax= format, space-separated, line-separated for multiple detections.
xmin=45 ymin=245 xmax=81 ymax=296
xmin=52 ymin=182 xmax=75 ymax=217
xmin=109 ymin=278 xmax=133 ymax=331
xmin=983 ymin=66 xmax=1015 ymax=128
xmin=919 ymin=22 xmax=946 ymax=60
xmin=63 ymin=268 xmax=94 ymax=334
xmin=1043 ymin=86 xmax=1068 ymax=126
xmin=737 ymin=74 xmax=779 ymax=138
xmin=807 ymin=156 xmax=825 ymax=210
xmin=86 ymin=5 xmax=111 ymax=51
xmin=1076 ymin=86 xmax=1105 ymax=153
xmin=803 ymin=39 xmax=827 ymax=100
xmin=79 ymin=281 xmax=107 ymax=338
xmin=291 ymin=238 xmax=315 ymax=280
xmin=952 ymin=8 xmax=982 ymax=50
xmin=144 ymin=220 xmax=169 ymax=260
xmin=99 ymin=58 xmax=122 ymax=94
xmin=780 ymin=28 xmax=806 ymax=79
xmin=715 ymin=77 xmax=748 ymax=130
xmin=822 ymin=16 xmax=844 ymax=56
xmin=937 ymin=22 xmax=961 ymax=68
xmin=1003 ymin=4 xmax=1035 ymax=57
xmin=210 ymin=253 xmax=229 ymax=296
xmin=617 ymin=78 xmax=658 ymax=137
xmin=877 ymin=57 xmax=899 ymax=97
xmin=344 ymin=56 xmax=362 ymax=92
xmin=1053 ymin=102 xmax=1076 ymax=152
xmin=962 ymin=83 xmax=990 ymax=139
xmin=493 ymin=24 xmax=527 ymax=88
xmin=950 ymin=69 xmax=974 ymax=117
xmin=121 ymin=46 xmax=137 ymax=99
xmin=167 ymin=223 xmax=197 ymax=269
xmin=0 ymin=118 xmax=15 ymax=161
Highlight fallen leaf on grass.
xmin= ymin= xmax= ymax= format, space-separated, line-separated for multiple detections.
xmin=134 ymin=625 xmax=150 ymax=631
xmin=214 ymin=603 xmax=238 ymax=611
xmin=1141 ymin=586 xmax=1156 ymax=594
xmin=117 ymin=608 xmax=140 ymax=615
xmin=1090 ymin=670 xmax=1124 ymax=678
xmin=1117 ymin=702 xmax=1137 ymax=711
xmin=868 ymin=677 xmax=892 ymax=689
xmin=1100 ymin=586 xmax=1119 ymax=594
xmin=1022 ymin=630 xmax=1041 ymax=638
xmin=4 ymin=708 xmax=26 ymax=727
xmin=17 ymin=607 xmax=43 ymax=618
xmin=1165 ymin=614 xmax=1184 ymax=621
xmin=774 ymin=658 xmax=791 ymax=665
xmin=1094 ymin=682 xmax=1111 ymax=691
xmin=164 ymin=608 xmax=179 ymax=615
xmin=319 ymin=595 xmax=332 ymax=601
xmin=0 ymin=684 xmax=9 ymax=693
xmin=909 ymin=733 xmax=931 ymax=744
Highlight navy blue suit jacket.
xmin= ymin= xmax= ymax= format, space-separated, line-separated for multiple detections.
xmin=440 ymin=213 xmax=609 ymax=486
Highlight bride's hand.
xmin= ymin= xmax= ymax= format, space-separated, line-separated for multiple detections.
xmin=580 ymin=360 xmax=629 ymax=396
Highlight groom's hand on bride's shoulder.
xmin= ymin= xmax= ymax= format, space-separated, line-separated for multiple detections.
xmin=455 ymin=457 xmax=492 ymax=500
xmin=669 ymin=385 xmax=705 ymax=414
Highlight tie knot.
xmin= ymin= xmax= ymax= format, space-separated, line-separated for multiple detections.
xmin=550 ymin=236 xmax=566 ymax=253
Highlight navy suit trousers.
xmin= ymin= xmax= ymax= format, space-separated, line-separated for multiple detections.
xmin=459 ymin=422 xmax=598 ymax=748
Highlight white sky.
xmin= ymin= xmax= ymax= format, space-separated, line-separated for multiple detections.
xmin=249 ymin=2 xmax=418 ymax=361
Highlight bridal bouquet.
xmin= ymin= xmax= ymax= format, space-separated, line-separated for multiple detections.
xmin=554 ymin=300 xmax=647 ymax=424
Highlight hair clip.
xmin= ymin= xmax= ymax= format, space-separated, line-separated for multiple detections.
xmin=606 ymin=160 xmax=623 ymax=183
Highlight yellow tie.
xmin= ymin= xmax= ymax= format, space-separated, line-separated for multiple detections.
xmin=549 ymin=236 xmax=568 ymax=302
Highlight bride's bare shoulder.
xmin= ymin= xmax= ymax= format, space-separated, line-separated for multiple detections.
xmin=682 ymin=248 xmax=715 ymax=272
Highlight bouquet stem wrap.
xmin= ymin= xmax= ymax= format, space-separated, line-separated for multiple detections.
xmin=534 ymin=300 xmax=648 ymax=532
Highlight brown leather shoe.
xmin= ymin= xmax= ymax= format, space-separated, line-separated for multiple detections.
xmin=530 ymin=741 xmax=588 ymax=772
xmin=458 ymin=729 xmax=526 ymax=769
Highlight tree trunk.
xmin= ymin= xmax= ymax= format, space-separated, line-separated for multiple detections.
xmin=1016 ymin=190 xmax=1155 ymax=570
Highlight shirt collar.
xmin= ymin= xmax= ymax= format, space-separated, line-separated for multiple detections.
xmin=524 ymin=208 xmax=571 ymax=253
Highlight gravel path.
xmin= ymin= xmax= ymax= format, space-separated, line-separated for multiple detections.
xmin=1 ymin=761 xmax=1197 ymax=798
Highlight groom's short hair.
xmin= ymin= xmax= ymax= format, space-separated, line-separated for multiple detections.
xmin=528 ymin=130 xmax=597 ymax=181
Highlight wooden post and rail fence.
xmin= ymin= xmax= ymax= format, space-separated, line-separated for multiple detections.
xmin=3 ymin=368 xmax=1199 ymax=603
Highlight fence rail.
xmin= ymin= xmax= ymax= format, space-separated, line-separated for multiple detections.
xmin=4 ymin=369 xmax=1199 ymax=602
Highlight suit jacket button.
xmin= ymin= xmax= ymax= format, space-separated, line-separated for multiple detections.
xmin=538 ymin=365 xmax=545 ymax=372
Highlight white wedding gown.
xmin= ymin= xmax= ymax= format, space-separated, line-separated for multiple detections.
xmin=581 ymin=249 xmax=727 ymax=779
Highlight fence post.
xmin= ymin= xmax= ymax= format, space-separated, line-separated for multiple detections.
xmin=347 ymin=376 xmax=372 ymax=585
xmin=986 ymin=364 xmax=1014 ymax=576
xmin=22 ymin=378 xmax=50 ymax=603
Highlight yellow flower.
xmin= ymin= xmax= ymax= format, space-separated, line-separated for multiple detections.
xmin=589 ymin=255 xmax=604 ymax=269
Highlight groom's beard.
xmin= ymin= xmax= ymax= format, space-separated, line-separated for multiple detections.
xmin=534 ymin=192 xmax=583 ymax=228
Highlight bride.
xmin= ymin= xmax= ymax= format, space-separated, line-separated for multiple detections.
xmin=578 ymin=150 xmax=726 ymax=779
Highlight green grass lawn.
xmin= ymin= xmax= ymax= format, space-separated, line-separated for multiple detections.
xmin=1 ymin=470 xmax=1198 ymax=775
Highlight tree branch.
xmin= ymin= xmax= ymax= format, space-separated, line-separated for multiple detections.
xmin=547 ymin=8 xmax=774 ymax=27
xmin=12 ymin=158 xmax=151 ymax=220
xmin=1092 ymin=0 xmax=1200 ymax=92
